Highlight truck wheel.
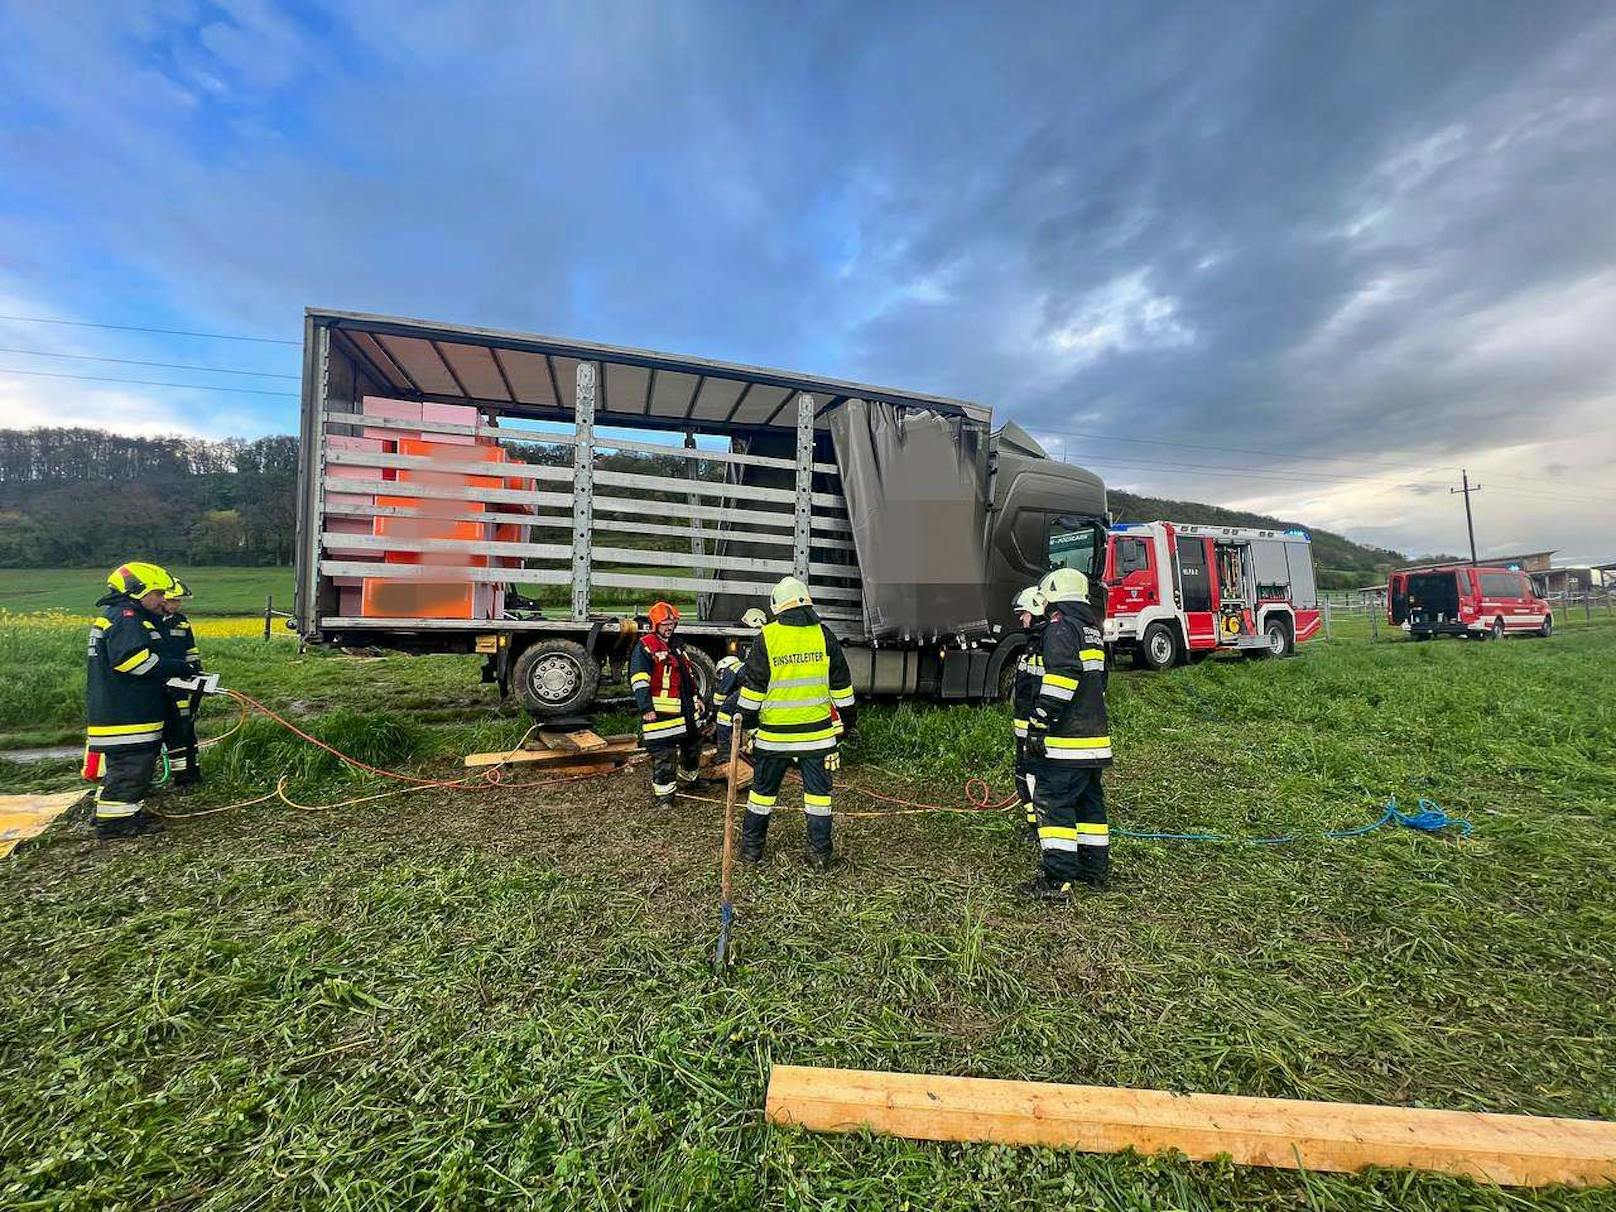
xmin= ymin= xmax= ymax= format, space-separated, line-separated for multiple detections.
xmin=1489 ymin=617 xmax=1505 ymax=641
xmin=1135 ymin=623 xmax=1178 ymax=672
xmin=682 ymin=646 xmax=719 ymax=707
xmin=1539 ymin=614 xmax=1553 ymax=638
xmin=512 ymin=639 xmax=599 ymax=717
xmin=996 ymin=654 xmax=1019 ymax=700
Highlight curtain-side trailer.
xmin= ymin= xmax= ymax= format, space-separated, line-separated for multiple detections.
xmin=293 ymin=310 xmax=1108 ymax=716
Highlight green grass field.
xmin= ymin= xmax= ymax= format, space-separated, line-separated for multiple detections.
xmin=0 ymin=565 xmax=294 ymax=615
xmin=2 ymin=611 xmax=1614 ymax=1209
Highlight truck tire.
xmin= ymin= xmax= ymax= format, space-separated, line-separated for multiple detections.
xmin=1135 ymin=623 xmax=1179 ymax=672
xmin=1247 ymin=616 xmax=1293 ymax=660
xmin=512 ymin=639 xmax=599 ymax=717
xmin=682 ymin=646 xmax=719 ymax=708
xmin=991 ymin=639 xmax=1026 ymax=700
xmin=1487 ymin=617 xmax=1505 ymax=642
xmin=1538 ymin=614 xmax=1553 ymax=638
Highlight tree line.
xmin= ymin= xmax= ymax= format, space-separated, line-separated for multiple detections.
xmin=0 ymin=425 xmax=1425 ymax=583
xmin=0 ymin=428 xmax=298 ymax=568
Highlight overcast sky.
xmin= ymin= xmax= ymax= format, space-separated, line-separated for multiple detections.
xmin=2 ymin=1 xmax=1614 ymax=560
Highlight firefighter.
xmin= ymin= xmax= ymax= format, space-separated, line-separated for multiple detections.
xmin=630 ymin=601 xmax=705 ymax=808
xmin=734 ymin=576 xmax=856 ymax=870
xmin=1022 ymin=566 xmax=1111 ymax=897
xmin=1010 ymin=585 xmax=1049 ymax=841
xmin=157 ymin=579 xmax=204 ymax=787
xmin=713 ymin=608 xmax=767 ymax=758
xmin=84 ymin=562 xmax=193 ymax=838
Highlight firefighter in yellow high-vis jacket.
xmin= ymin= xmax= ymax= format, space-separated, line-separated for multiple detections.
xmin=734 ymin=577 xmax=855 ymax=870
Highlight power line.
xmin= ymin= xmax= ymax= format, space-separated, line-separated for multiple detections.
xmin=1036 ymin=425 xmax=1616 ymax=502
xmin=0 ymin=346 xmax=299 ymax=379
xmin=1088 ymin=455 xmax=1616 ymax=508
xmin=0 ymin=368 xmax=297 ymax=398
xmin=0 ymin=314 xmax=299 ymax=345
xmin=1031 ymin=425 xmax=1455 ymax=476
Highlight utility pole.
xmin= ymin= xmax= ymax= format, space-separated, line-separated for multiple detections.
xmin=1451 ymin=469 xmax=1481 ymax=566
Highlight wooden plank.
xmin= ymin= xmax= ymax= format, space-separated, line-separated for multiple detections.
xmin=763 ymin=1065 xmax=1616 ymax=1189
xmin=539 ymin=728 xmax=608 ymax=753
xmin=463 ymin=739 xmax=639 ymax=768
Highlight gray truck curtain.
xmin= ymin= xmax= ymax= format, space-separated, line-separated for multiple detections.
xmin=829 ymin=399 xmax=991 ymax=640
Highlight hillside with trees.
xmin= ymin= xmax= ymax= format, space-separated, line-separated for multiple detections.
xmin=0 ymin=427 xmax=1427 ymax=585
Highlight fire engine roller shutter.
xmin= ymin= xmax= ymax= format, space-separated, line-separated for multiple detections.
xmin=1286 ymin=544 xmax=1318 ymax=607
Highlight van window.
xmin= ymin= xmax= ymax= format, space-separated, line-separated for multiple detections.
xmin=1478 ymin=571 xmax=1522 ymax=598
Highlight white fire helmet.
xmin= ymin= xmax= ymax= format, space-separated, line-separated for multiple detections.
xmin=1039 ymin=567 xmax=1090 ymax=605
xmin=769 ymin=576 xmax=813 ymax=616
xmin=1012 ymin=586 xmax=1048 ymax=618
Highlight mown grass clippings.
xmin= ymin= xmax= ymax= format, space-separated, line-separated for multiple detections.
xmin=0 ymin=612 xmax=1613 ymax=1208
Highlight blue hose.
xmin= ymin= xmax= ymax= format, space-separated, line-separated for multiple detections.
xmin=1118 ymin=797 xmax=1472 ymax=845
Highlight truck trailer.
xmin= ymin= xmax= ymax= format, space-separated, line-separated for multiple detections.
xmin=293 ymin=310 xmax=1108 ymax=715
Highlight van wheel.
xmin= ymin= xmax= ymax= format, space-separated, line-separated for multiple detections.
xmin=1539 ymin=614 xmax=1553 ymax=638
xmin=1489 ymin=617 xmax=1505 ymax=641
xmin=1135 ymin=623 xmax=1179 ymax=671
xmin=513 ymin=639 xmax=599 ymax=717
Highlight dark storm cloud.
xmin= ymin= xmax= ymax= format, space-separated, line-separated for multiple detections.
xmin=840 ymin=2 xmax=1616 ymax=456
xmin=1 ymin=0 xmax=1614 ymax=555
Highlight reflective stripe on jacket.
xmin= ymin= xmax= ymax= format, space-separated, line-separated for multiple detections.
xmin=85 ymin=597 xmax=182 ymax=751
xmin=737 ymin=609 xmax=853 ymax=753
xmin=630 ymin=631 xmax=698 ymax=745
xmin=1011 ymin=631 xmax=1044 ymax=740
xmin=1028 ymin=604 xmax=1111 ymax=766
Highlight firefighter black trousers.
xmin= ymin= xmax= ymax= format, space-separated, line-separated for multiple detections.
xmin=1030 ymin=761 xmax=1109 ymax=885
xmin=747 ymin=750 xmax=834 ymax=856
xmin=1014 ymin=739 xmax=1037 ymax=829
xmin=163 ymin=695 xmax=199 ymax=783
xmin=649 ymin=735 xmax=703 ymax=802
xmin=95 ymin=744 xmax=161 ymax=824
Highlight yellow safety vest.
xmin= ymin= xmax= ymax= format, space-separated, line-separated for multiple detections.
xmin=755 ymin=620 xmax=836 ymax=752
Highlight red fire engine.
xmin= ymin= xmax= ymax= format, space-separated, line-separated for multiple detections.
xmin=1101 ymin=522 xmax=1323 ymax=670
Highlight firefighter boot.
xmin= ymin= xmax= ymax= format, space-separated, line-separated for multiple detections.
xmin=1017 ymin=874 xmax=1074 ymax=902
xmin=739 ymin=809 xmax=770 ymax=863
xmin=94 ymin=810 xmax=166 ymax=840
xmin=805 ymin=813 xmax=837 ymax=872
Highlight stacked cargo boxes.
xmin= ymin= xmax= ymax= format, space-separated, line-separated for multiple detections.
xmin=331 ymin=397 xmax=529 ymax=620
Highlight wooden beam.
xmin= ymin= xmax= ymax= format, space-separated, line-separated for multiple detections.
xmin=539 ymin=728 xmax=609 ymax=754
xmin=763 ymin=1065 xmax=1616 ymax=1188
xmin=463 ymin=739 xmax=639 ymax=768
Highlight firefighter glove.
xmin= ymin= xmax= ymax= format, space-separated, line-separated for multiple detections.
xmin=825 ymin=750 xmax=841 ymax=773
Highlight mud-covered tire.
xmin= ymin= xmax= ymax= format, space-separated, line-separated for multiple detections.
xmin=682 ymin=646 xmax=718 ymax=709
xmin=1135 ymin=623 xmax=1179 ymax=671
xmin=512 ymin=639 xmax=599 ymax=717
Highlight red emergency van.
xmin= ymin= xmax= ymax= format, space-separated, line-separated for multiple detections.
xmin=1387 ymin=565 xmax=1552 ymax=640
xmin=1102 ymin=521 xmax=1322 ymax=670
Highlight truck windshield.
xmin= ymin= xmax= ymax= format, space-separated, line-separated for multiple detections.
xmin=1048 ymin=517 xmax=1105 ymax=579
